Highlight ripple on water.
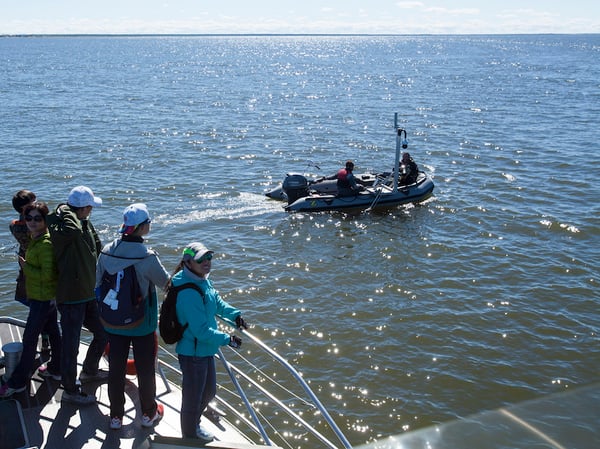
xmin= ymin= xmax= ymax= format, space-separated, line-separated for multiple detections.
xmin=0 ymin=35 xmax=598 ymax=445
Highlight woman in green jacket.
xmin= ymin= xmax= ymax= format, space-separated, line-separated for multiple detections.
xmin=0 ymin=201 xmax=62 ymax=397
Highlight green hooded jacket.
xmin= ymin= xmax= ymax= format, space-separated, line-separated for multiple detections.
xmin=22 ymin=231 xmax=58 ymax=301
xmin=47 ymin=203 xmax=102 ymax=304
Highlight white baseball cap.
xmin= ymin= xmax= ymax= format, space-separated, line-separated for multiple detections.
xmin=119 ymin=203 xmax=151 ymax=234
xmin=182 ymin=242 xmax=214 ymax=262
xmin=67 ymin=186 xmax=102 ymax=208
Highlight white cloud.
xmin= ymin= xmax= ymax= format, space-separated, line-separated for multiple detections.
xmin=0 ymin=1 xmax=598 ymax=34
xmin=424 ymin=7 xmax=480 ymax=16
xmin=396 ymin=2 xmax=424 ymax=9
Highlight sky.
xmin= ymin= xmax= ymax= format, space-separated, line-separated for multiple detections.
xmin=1 ymin=0 xmax=598 ymax=35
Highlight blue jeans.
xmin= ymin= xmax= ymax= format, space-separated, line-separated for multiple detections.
xmin=8 ymin=299 xmax=61 ymax=389
xmin=178 ymin=354 xmax=216 ymax=438
xmin=107 ymin=332 xmax=158 ymax=418
xmin=58 ymin=300 xmax=107 ymax=393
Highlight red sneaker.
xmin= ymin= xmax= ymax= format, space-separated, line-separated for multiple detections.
xmin=141 ymin=403 xmax=164 ymax=427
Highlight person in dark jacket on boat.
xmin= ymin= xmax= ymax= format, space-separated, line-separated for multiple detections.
xmin=47 ymin=185 xmax=108 ymax=406
xmin=173 ymin=242 xmax=248 ymax=442
xmin=399 ymin=152 xmax=419 ymax=185
xmin=321 ymin=160 xmax=365 ymax=196
xmin=10 ymin=189 xmax=37 ymax=307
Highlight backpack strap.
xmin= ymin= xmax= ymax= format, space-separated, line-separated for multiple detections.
xmin=100 ymin=252 xmax=146 ymax=260
xmin=100 ymin=239 xmax=147 ymax=261
xmin=173 ymin=282 xmax=206 ymax=304
xmin=172 ymin=282 xmax=206 ymax=351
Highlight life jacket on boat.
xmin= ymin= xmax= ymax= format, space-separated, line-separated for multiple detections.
xmin=336 ymin=169 xmax=352 ymax=189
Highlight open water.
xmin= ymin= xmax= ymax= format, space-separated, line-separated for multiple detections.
xmin=0 ymin=34 xmax=598 ymax=446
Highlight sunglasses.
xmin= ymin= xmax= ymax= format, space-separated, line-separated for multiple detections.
xmin=197 ymin=253 xmax=213 ymax=263
xmin=25 ymin=214 xmax=44 ymax=223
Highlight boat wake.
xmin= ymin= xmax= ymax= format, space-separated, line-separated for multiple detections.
xmin=158 ymin=191 xmax=284 ymax=226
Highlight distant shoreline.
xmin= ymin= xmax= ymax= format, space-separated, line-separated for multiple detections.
xmin=2 ymin=32 xmax=598 ymax=38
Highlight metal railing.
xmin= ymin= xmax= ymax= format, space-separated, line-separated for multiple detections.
xmin=157 ymin=320 xmax=353 ymax=449
xmin=1 ymin=315 xmax=352 ymax=449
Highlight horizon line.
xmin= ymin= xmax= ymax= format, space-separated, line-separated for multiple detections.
xmin=2 ymin=32 xmax=599 ymax=38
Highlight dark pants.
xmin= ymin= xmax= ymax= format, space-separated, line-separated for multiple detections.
xmin=58 ymin=300 xmax=107 ymax=393
xmin=8 ymin=299 xmax=62 ymax=389
xmin=338 ymin=187 xmax=359 ymax=197
xmin=14 ymin=269 xmax=30 ymax=307
xmin=178 ymin=354 xmax=216 ymax=438
xmin=107 ymin=332 xmax=158 ymax=418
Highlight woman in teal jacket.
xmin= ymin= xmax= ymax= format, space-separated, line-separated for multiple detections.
xmin=0 ymin=201 xmax=62 ymax=397
xmin=173 ymin=242 xmax=247 ymax=441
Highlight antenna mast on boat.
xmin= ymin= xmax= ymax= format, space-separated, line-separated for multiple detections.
xmin=393 ymin=113 xmax=407 ymax=193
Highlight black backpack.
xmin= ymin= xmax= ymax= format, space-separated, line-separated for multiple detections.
xmin=159 ymin=282 xmax=205 ymax=344
xmin=97 ymin=264 xmax=146 ymax=329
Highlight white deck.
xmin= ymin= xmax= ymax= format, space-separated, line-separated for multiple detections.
xmin=6 ymin=314 xmax=595 ymax=449
xmin=0 ymin=317 xmax=259 ymax=449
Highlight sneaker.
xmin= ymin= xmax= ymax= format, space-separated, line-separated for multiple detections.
xmin=41 ymin=334 xmax=50 ymax=352
xmin=141 ymin=403 xmax=164 ymax=428
xmin=78 ymin=369 xmax=109 ymax=383
xmin=203 ymin=404 xmax=224 ymax=423
xmin=110 ymin=416 xmax=122 ymax=430
xmin=62 ymin=389 xmax=96 ymax=405
xmin=0 ymin=383 xmax=26 ymax=398
xmin=196 ymin=425 xmax=214 ymax=442
xmin=38 ymin=366 xmax=61 ymax=381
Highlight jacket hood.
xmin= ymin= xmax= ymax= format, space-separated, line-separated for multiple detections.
xmin=55 ymin=203 xmax=74 ymax=218
xmin=100 ymin=239 xmax=149 ymax=274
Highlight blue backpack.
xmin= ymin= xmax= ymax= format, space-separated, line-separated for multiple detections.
xmin=97 ymin=263 xmax=146 ymax=329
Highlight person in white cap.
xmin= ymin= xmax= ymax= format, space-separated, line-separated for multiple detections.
xmin=95 ymin=203 xmax=170 ymax=430
xmin=171 ymin=242 xmax=248 ymax=442
xmin=46 ymin=185 xmax=107 ymax=405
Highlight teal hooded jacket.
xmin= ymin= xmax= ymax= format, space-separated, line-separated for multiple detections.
xmin=174 ymin=267 xmax=240 ymax=357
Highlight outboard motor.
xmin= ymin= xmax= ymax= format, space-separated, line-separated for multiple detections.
xmin=282 ymin=173 xmax=310 ymax=205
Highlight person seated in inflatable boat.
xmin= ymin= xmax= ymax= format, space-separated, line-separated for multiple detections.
xmin=399 ymin=152 xmax=419 ymax=185
xmin=320 ymin=160 xmax=366 ymax=196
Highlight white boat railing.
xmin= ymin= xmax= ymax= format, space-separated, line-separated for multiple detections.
xmin=156 ymin=319 xmax=354 ymax=449
xmin=217 ymin=346 xmax=273 ymax=445
xmin=229 ymin=325 xmax=353 ymax=449
xmin=1 ymin=315 xmax=352 ymax=449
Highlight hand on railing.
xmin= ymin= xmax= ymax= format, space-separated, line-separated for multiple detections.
xmin=229 ymin=335 xmax=242 ymax=348
xmin=235 ymin=315 xmax=248 ymax=330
